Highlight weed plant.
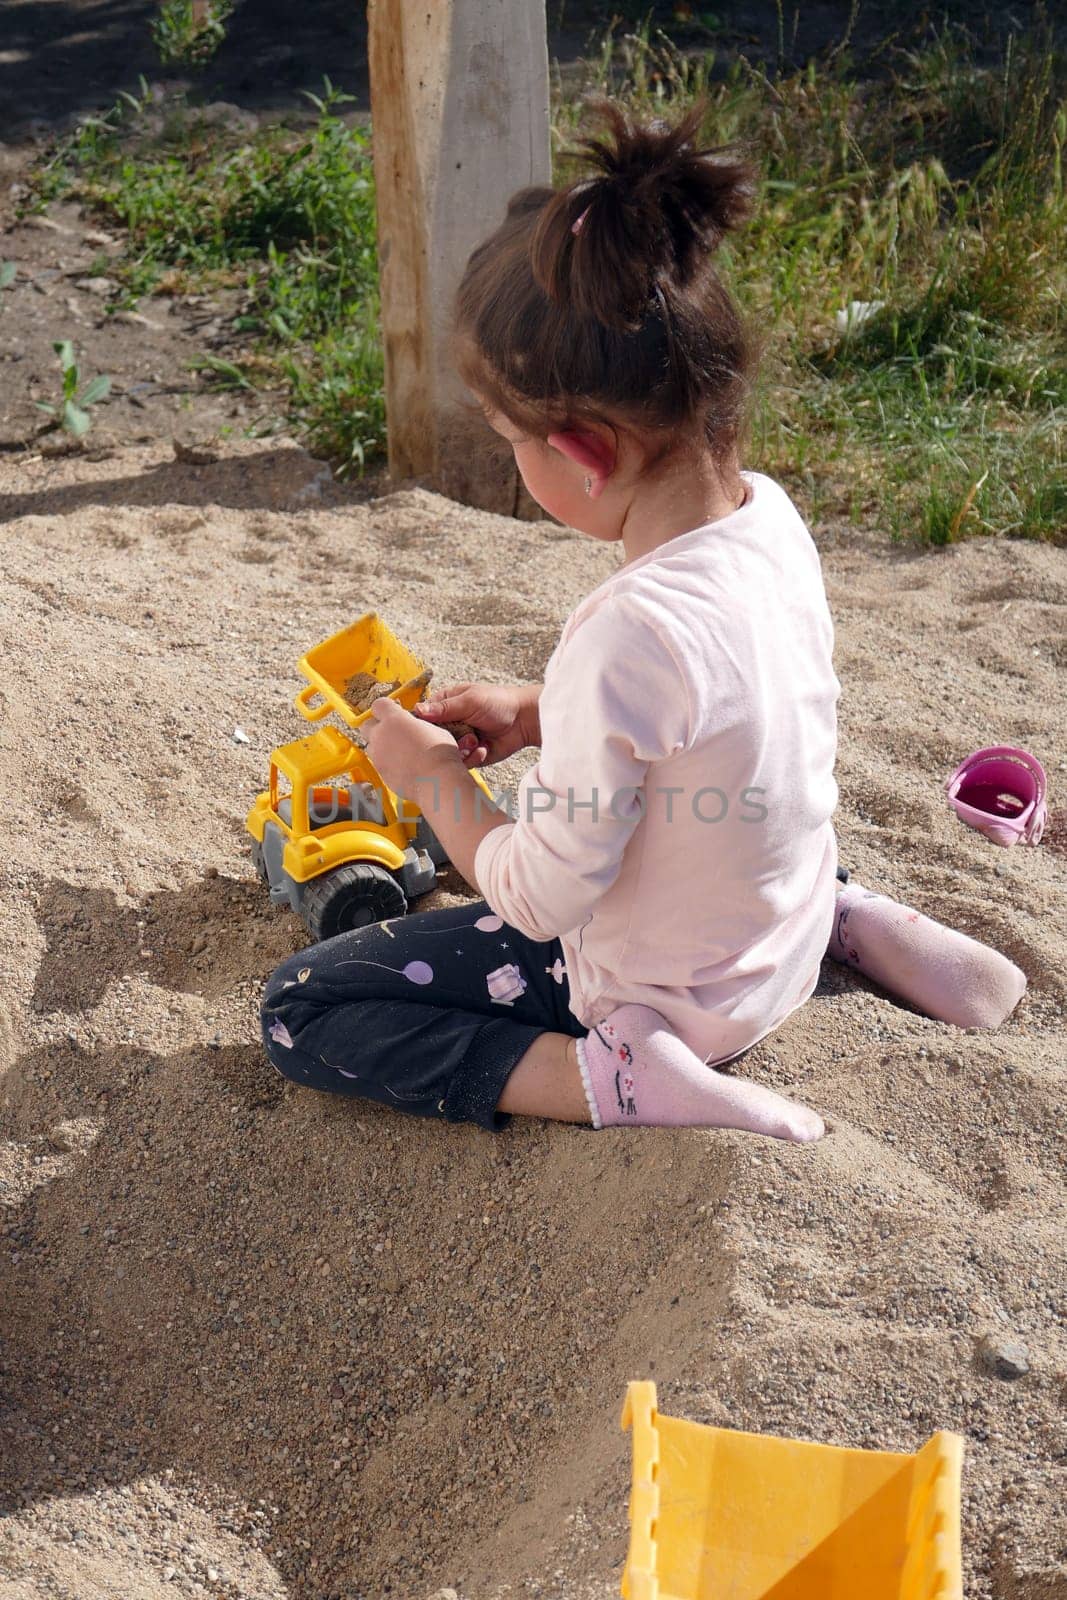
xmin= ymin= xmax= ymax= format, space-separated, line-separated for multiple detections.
xmin=151 ymin=0 xmax=234 ymax=68
xmin=27 ymin=81 xmax=383 ymax=474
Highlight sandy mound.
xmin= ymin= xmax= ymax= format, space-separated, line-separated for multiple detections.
xmin=1 ymin=440 xmax=1064 ymax=1600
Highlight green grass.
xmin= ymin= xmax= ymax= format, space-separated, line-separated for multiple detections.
xmin=23 ymin=23 xmax=1067 ymax=537
xmin=555 ymin=16 xmax=1065 ymax=541
xmin=151 ymin=0 xmax=234 ymax=67
xmin=26 ymin=79 xmax=385 ymax=474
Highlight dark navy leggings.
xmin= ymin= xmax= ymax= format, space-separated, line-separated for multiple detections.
xmin=260 ymin=868 xmax=851 ymax=1132
xmin=260 ymin=900 xmax=586 ymax=1131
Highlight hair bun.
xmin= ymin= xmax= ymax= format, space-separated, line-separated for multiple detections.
xmin=531 ymin=97 xmax=755 ymax=330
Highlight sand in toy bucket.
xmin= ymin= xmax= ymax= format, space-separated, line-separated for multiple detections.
xmin=343 ymin=671 xmax=401 ymax=714
xmin=343 ymin=668 xmax=476 ymax=744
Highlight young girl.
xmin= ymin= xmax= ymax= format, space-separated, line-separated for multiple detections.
xmin=261 ymin=99 xmax=1019 ymax=1139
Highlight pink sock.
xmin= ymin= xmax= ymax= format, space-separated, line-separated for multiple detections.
xmin=829 ymin=881 xmax=1026 ymax=1028
xmin=575 ymin=1003 xmax=824 ymax=1143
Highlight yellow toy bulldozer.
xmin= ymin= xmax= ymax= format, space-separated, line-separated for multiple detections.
xmin=246 ymin=613 xmax=495 ymax=940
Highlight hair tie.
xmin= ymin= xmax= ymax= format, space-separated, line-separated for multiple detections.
xmin=571 ymin=206 xmax=591 ymax=236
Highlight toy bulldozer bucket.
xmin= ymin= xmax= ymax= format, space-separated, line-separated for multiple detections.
xmin=621 ymin=1382 xmax=963 ymax=1600
xmin=293 ymin=611 xmax=432 ymax=732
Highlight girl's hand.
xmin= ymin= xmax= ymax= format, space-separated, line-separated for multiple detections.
xmin=412 ymin=682 xmax=540 ymax=766
xmin=365 ymin=697 xmax=462 ymax=800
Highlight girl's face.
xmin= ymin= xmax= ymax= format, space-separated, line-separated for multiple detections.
xmin=482 ymin=407 xmax=620 ymax=543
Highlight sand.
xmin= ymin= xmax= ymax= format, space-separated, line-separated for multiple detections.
xmin=0 ymin=438 xmax=1064 ymax=1600
xmin=343 ymin=671 xmax=401 ymax=712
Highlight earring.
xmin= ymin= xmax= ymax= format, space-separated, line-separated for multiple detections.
xmin=583 ymin=476 xmax=593 ymax=496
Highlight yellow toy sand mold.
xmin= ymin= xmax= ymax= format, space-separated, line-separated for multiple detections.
xmin=621 ymin=1382 xmax=963 ymax=1600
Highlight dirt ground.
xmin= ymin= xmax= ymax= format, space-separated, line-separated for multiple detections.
xmin=1 ymin=7 xmax=1065 ymax=1599
xmin=0 ymin=186 xmax=293 ymax=468
xmin=2 ymin=1 xmax=1042 ymax=141
xmin=0 ymin=434 xmax=1064 ymax=1600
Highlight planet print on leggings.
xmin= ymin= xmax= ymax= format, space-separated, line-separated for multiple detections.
xmin=333 ymin=910 xmax=506 ymax=985
xmin=402 ymin=960 xmax=433 ymax=984
xmin=383 ymin=912 xmax=503 ymax=938
xmin=334 ymin=954 xmax=435 ymax=984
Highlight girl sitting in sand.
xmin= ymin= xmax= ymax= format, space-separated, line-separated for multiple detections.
xmin=260 ymin=99 xmax=1024 ymax=1138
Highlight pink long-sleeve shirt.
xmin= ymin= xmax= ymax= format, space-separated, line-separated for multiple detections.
xmin=473 ymin=471 xmax=841 ymax=1065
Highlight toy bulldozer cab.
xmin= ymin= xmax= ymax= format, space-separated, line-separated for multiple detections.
xmin=246 ymin=613 xmax=495 ymax=941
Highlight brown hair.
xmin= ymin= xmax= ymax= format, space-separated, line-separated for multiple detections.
xmin=452 ymin=97 xmax=757 ymax=464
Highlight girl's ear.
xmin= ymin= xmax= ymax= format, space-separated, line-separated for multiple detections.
xmin=546 ymin=427 xmax=616 ymax=485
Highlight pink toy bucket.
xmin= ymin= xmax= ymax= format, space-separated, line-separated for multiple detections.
xmin=946 ymin=745 xmax=1047 ymax=847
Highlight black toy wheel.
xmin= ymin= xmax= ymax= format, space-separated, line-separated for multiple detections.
xmin=301 ymin=862 xmax=408 ymax=940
